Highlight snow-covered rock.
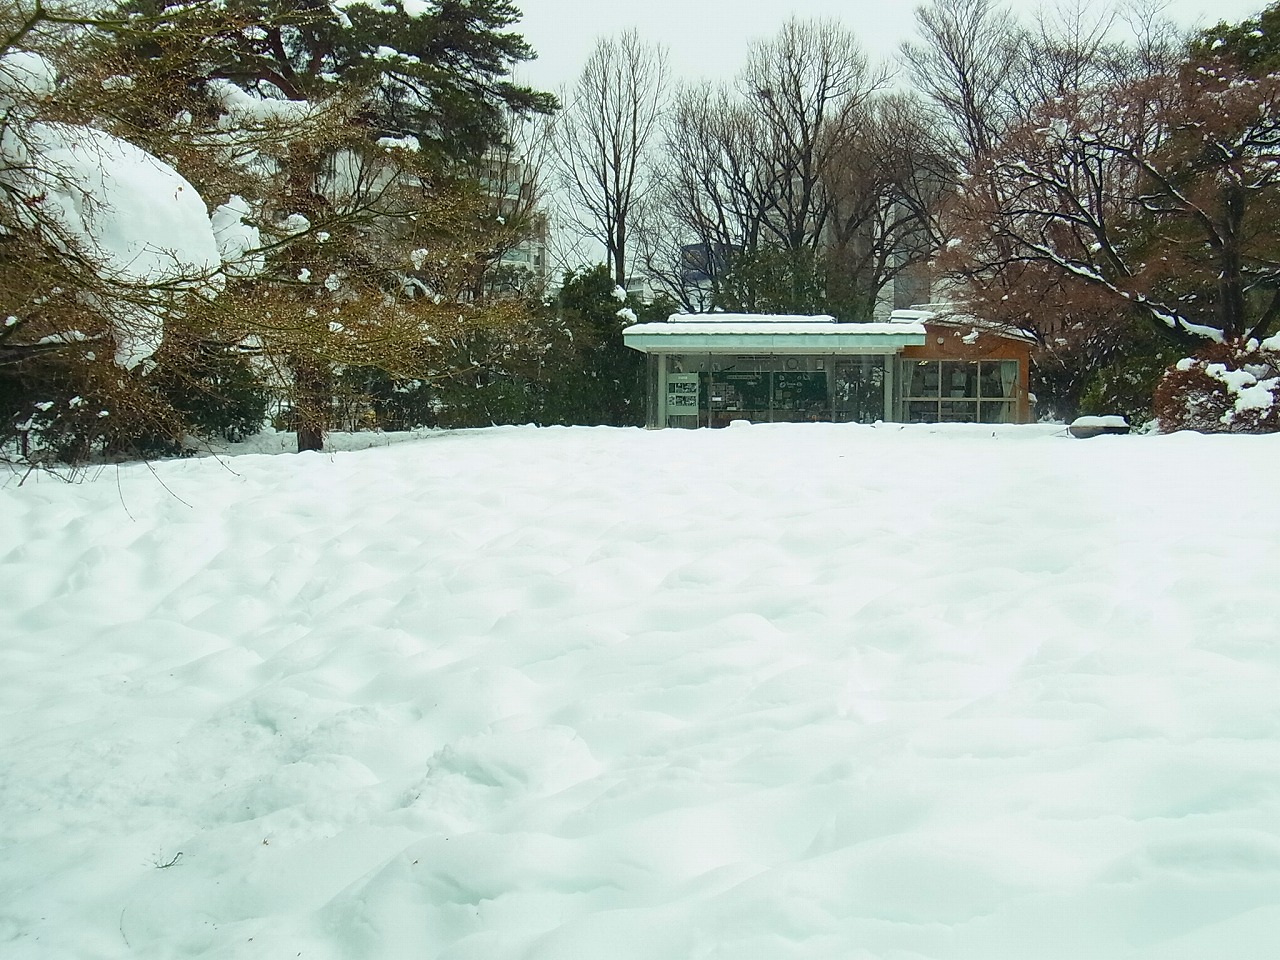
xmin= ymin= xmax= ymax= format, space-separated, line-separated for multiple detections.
xmin=1068 ymin=414 xmax=1130 ymax=438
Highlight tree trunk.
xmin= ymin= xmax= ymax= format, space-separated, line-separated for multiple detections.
xmin=613 ymin=218 xmax=627 ymax=288
xmin=1218 ymin=185 xmax=1247 ymax=341
xmin=293 ymin=357 xmax=331 ymax=453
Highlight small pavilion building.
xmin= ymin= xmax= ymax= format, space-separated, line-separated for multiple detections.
xmin=623 ymin=307 xmax=1034 ymax=428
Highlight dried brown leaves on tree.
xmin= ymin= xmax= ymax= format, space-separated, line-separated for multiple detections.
xmin=3 ymin=1 xmax=549 ymax=458
xmin=943 ymin=54 xmax=1280 ymax=348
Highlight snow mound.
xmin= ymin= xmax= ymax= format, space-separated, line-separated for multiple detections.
xmin=211 ymin=195 xmax=264 ymax=278
xmin=0 ymin=49 xmax=57 ymax=109
xmin=6 ymin=123 xmax=222 ymax=367
xmin=23 ymin=124 xmax=221 ymax=286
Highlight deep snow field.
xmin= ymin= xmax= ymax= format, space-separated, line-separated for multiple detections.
xmin=2 ymin=422 xmax=1280 ymax=960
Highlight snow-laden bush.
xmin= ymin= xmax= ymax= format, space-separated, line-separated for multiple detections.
xmin=1154 ymin=336 xmax=1280 ymax=433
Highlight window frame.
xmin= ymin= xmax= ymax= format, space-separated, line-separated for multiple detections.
xmin=899 ymin=359 xmax=1017 ymax=423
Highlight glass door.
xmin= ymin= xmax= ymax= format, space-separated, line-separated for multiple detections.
xmin=832 ymin=356 xmax=886 ymax=423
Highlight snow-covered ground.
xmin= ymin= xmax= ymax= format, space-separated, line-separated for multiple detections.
xmin=3 ymin=423 xmax=1279 ymax=959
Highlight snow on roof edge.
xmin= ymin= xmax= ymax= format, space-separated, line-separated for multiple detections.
xmin=624 ymin=320 xmax=926 ymax=337
xmin=889 ymin=305 xmax=1038 ymax=344
xmin=667 ymin=312 xmax=836 ymax=324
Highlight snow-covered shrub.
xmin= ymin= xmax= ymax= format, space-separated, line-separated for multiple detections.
xmin=1153 ymin=337 xmax=1280 ymax=433
xmin=1 ymin=356 xmax=179 ymax=463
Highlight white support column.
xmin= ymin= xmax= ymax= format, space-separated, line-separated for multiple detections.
xmin=656 ymin=353 xmax=668 ymax=428
xmin=883 ymin=353 xmax=896 ymax=422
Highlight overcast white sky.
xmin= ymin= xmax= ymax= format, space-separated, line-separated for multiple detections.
xmin=513 ymin=0 xmax=1267 ymax=93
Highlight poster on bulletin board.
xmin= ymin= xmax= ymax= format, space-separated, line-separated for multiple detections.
xmin=666 ymin=374 xmax=699 ymax=412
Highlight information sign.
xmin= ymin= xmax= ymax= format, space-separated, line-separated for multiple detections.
xmin=666 ymin=374 xmax=700 ymax=413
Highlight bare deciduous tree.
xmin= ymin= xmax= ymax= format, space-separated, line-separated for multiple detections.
xmin=822 ymin=94 xmax=951 ymax=318
xmin=901 ymin=0 xmax=1024 ymax=170
xmin=652 ymin=83 xmax=774 ymax=306
xmin=741 ymin=17 xmax=887 ymax=252
xmin=554 ymin=30 xmax=669 ymax=287
xmin=654 ymin=18 xmax=906 ymax=316
xmin=904 ymin=0 xmax=1207 ymax=417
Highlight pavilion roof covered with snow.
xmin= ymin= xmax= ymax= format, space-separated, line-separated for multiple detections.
xmin=623 ymin=309 xmax=1035 ymax=429
xmin=622 ymin=313 xmax=928 ymax=353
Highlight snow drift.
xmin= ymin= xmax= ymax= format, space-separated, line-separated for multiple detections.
xmin=2 ymin=423 xmax=1279 ymax=959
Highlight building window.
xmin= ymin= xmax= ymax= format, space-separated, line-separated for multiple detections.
xmin=901 ymin=360 xmax=1017 ymax=423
